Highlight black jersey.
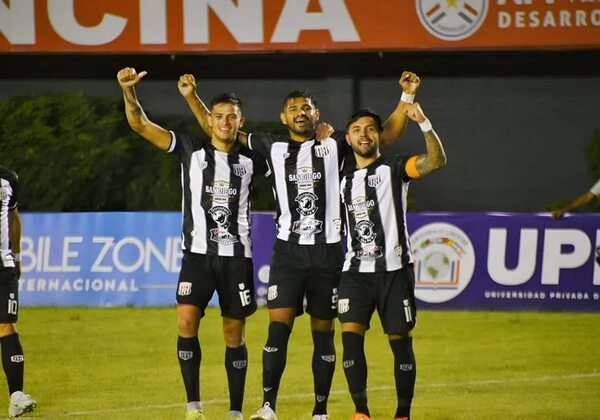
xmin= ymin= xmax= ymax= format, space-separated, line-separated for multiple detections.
xmin=0 ymin=166 xmax=18 ymax=269
xmin=340 ymin=154 xmax=415 ymax=273
xmin=168 ymin=132 xmax=267 ymax=258
xmin=248 ymin=131 xmax=352 ymax=245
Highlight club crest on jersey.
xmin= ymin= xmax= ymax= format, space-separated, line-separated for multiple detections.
xmin=355 ymin=220 xmax=377 ymax=243
xmin=292 ymin=219 xmax=323 ymax=237
xmin=199 ymin=161 xmax=208 ymax=170
xmin=367 ymin=174 xmax=381 ymax=188
xmin=232 ymin=163 xmax=247 ymax=177
xmin=355 ymin=246 xmax=384 ymax=262
xmin=314 ymin=145 xmax=330 ymax=158
xmin=338 ymin=298 xmax=350 ymax=314
xmin=295 ymin=192 xmax=318 ymax=216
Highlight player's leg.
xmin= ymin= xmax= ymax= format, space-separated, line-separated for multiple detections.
xmin=222 ymin=317 xmax=247 ymax=419
xmin=338 ymin=271 xmax=376 ymax=419
xmin=176 ymin=252 xmax=216 ymax=418
xmin=0 ymin=268 xmax=36 ymax=418
xmin=309 ymin=317 xmax=335 ymax=419
xmin=379 ymin=267 xmax=417 ymax=420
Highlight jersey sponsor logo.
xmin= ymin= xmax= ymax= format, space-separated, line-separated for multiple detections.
xmin=209 ymin=206 xmax=232 ymax=229
xmin=355 ymin=220 xmax=377 ymax=243
xmin=178 ymin=350 xmax=193 ymax=360
xmin=416 ymin=0 xmax=488 ymax=42
xmin=209 ymin=228 xmax=239 ymax=245
xmin=178 ymin=281 xmax=192 ymax=296
xmin=394 ymin=245 xmax=404 ymax=257
xmin=289 ymin=167 xmax=322 ymax=190
xmin=0 ymin=187 xmax=8 ymax=201
xmin=321 ymin=354 xmax=335 ymax=363
xmin=347 ymin=197 xmax=376 ymax=219
xmin=295 ymin=192 xmax=319 ymax=216
xmin=292 ymin=219 xmax=323 ymax=237
xmin=411 ymin=222 xmax=476 ymax=304
xmin=10 ymin=355 xmax=24 ymax=363
xmin=199 ymin=161 xmax=208 ymax=170
xmin=232 ymin=360 xmax=247 ymax=369
xmin=205 ymin=180 xmax=238 ymax=204
xmin=267 ymin=285 xmax=278 ymax=301
xmin=367 ymin=174 xmax=381 ymax=188
xmin=314 ymin=145 xmax=330 ymax=157
xmin=232 ymin=163 xmax=248 ymax=177
xmin=332 ymin=218 xmax=342 ymax=232
xmin=338 ymin=298 xmax=350 ymax=314
xmin=355 ymin=246 xmax=383 ymax=262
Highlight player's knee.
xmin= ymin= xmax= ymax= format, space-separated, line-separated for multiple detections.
xmin=222 ymin=324 xmax=245 ymax=347
xmin=177 ymin=315 xmax=199 ymax=336
xmin=0 ymin=323 xmax=16 ymax=337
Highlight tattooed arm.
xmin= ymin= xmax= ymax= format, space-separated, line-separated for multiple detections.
xmin=117 ymin=67 xmax=172 ymax=150
xmin=404 ymin=103 xmax=447 ymax=178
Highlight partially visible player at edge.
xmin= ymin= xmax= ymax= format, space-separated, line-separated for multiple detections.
xmin=339 ymin=104 xmax=447 ymax=420
xmin=0 ymin=165 xmax=37 ymax=418
xmin=180 ymin=72 xmax=419 ymax=420
xmin=117 ymin=67 xmax=268 ymax=420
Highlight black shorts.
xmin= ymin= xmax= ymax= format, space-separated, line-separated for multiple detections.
xmin=337 ymin=264 xmax=417 ymax=335
xmin=267 ymin=239 xmax=344 ymax=319
xmin=176 ymin=252 xmax=257 ymax=320
xmin=0 ymin=268 xmax=19 ymax=323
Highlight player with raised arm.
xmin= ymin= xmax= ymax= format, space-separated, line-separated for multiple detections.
xmin=117 ymin=67 xmax=267 ymax=420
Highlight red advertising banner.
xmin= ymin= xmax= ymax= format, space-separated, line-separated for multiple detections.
xmin=1 ymin=0 xmax=599 ymax=53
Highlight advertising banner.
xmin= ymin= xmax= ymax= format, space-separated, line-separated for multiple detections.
xmin=19 ymin=212 xmax=600 ymax=311
xmin=1 ymin=0 xmax=599 ymax=53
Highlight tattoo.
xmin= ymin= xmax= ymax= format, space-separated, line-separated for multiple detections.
xmin=415 ymin=129 xmax=447 ymax=177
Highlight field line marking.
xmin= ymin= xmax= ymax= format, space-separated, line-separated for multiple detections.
xmin=39 ymin=371 xmax=600 ymax=417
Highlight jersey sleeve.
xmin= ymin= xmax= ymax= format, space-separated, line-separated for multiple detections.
xmin=247 ymin=132 xmax=283 ymax=157
xmin=7 ymin=171 xmax=18 ymax=210
xmin=168 ymin=131 xmax=205 ymax=159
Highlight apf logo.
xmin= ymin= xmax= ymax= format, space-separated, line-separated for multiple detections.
xmin=410 ymin=222 xmax=476 ymax=303
xmin=416 ymin=0 xmax=488 ymax=41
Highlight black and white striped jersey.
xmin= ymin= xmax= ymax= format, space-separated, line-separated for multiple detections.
xmin=168 ymin=132 xmax=267 ymax=258
xmin=0 ymin=166 xmax=18 ymax=269
xmin=340 ymin=155 xmax=414 ymax=273
xmin=248 ymin=131 xmax=352 ymax=245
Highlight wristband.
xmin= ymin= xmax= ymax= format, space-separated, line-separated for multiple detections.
xmin=419 ymin=119 xmax=432 ymax=132
xmin=13 ymin=253 xmax=21 ymax=262
xmin=401 ymin=92 xmax=415 ymax=104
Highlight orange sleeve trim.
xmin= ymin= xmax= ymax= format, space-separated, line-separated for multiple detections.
xmin=405 ymin=156 xmax=420 ymax=179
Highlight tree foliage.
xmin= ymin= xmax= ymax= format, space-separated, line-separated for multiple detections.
xmin=0 ymin=92 xmax=278 ymax=211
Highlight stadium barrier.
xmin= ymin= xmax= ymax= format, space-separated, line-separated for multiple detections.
xmin=19 ymin=212 xmax=600 ymax=311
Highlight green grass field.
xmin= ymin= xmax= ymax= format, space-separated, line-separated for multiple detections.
xmin=2 ymin=307 xmax=599 ymax=419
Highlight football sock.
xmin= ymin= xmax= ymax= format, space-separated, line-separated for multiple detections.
xmin=262 ymin=321 xmax=291 ymax=410
xmin=225 ymin=344 xmax=248 ymax=412
xmin=311 ymin=330 xmax=335 ymax=415
xmin=342 ymin=331 xmax=369 ymax=416
xmin=0 ymin=333 xmax=24 ymax=394
xmin=389 ymin=337 xmax=416 ymax=419
xmin=178 ymin=336 xmax=201 ymax=403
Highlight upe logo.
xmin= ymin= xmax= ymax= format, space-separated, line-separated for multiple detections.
xmin=410 ymin=222 xmax=475 ymax=303
xmin=416 ymin=0 xmax=488 ymax=41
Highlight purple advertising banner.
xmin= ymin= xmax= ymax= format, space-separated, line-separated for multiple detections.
xmin=19 ymin=212 xmax=599 ymax=310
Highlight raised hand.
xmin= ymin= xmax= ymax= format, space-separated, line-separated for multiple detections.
xmin=315 ymin=122 xmax=334 ymax=142
xmin=117 ymin=67 xmax=147 ymax=89
xmin=399 ymin=71 xmax=420 ymax=95
xmin=404 ymin=103 xmax=427 ymax=124
xmin=178 ymin=74 xmax=197 ymax=98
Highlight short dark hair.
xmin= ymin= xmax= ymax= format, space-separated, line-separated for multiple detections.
xmin=282 ymin=89 xmax=317 ymax=109
xmin=346 ymin=108 xmax=383 ymax=131
xmin=210 ymin=93 xmax=243 ymax=113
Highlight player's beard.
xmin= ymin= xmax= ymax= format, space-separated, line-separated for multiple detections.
xmin=288 ymin=119 xmax=316 ymax=138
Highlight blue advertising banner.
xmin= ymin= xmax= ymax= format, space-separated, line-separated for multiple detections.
xmin=19 ymin=212 xmax=600 ymax=311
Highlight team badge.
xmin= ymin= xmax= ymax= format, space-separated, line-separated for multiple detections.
xmin=199 ymin=161 xmax=208 ymax=170
xmin=179 ymin=351 xmax=193 ymax=360
xmin=338 ymin=298 xmax=350 ymax=314
xmin=367 ymin=174 xmax=381 ymax=188
xmin=416 ymin=0 xmax=488 ymax=41
xmin=355 ymin=220 xmax=377 ymax=243
xmin=178 ymin=282 xmax=192 ymax=296
xmin=295 ymin=192 xmax=318 ymax=216
xmin=232 ymin=360 xmax=247 ymax=369
xmin=232 ymin=163 xmax=247 ymax=177
xmin=314 ymin=145 xmax=330 ymax=157
xmin=268 ymin=285 xmax=278 ymax=301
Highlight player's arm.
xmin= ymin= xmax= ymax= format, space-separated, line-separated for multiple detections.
xmin=178 ymin=74 xmax=249 ymax=147
xmin=381 ymin=71 xmax=421 ymax=147
xmin=117 ymin=67 xmax=172 ymax=151
xmin=404 ymin=103 xmax=447 ymax=179
xmin=8 ymin=208 xmax=21 ymax=279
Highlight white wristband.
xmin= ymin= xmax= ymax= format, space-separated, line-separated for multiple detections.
xmin=419 ymin=119 xmax=432 ymax=132
xmin=401 ymin=92 xmax=415 ymax=104
xmin=13 ymin=253 xmax=21 ymax=262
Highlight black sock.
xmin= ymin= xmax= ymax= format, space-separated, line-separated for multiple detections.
xmin=225 ymin=344 xmax=248 ymax=412
xmin=342 ymin=331 xmax=369 ymax=416
xmin=389 ymin=337 xmax=416 ymax=419
xmin=1 ymin=334 xmax=24 ymax=395
xmin=178 ymin=336 xmax=201 ymax=403
xmin=311 ymin=330 xmax=335 ymax=415
xmin=262 ymin=322 xmax=291 ymax=411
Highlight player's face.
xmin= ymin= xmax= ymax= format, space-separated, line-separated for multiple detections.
xmin=280 ymin=97 xmax=320 ymax=139
xmin=346 ymin=116 xmax=381 ymax=158
xmin=209 ymin=103 xmax=244 ymax=144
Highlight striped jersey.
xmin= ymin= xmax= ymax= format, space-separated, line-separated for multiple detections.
xmin=0 ymin=166 xmax=18 ymax=269
xmin=248 ymin=131 xmax=352 ymax=245
xmin=340 ymin=154 xmax=414 ymax=273
xmin=168 ymin=132 xmax=267 ymax=258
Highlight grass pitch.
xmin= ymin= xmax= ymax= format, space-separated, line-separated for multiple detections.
xmin=3 ymin=307 xmax=599 ymax=419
